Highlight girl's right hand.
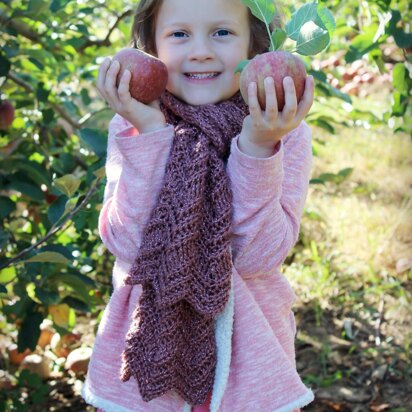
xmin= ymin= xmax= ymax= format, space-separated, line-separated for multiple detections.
xmin=97 ymin=57 xmax=167 ymax=134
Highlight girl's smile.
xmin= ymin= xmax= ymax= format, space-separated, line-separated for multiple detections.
xmin=155 ymin=0 xmax=250 ymax=106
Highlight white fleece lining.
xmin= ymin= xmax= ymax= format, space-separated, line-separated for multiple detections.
xmin=81 ymin=380 xmax=135 ymax=412
xmin=183 ymin=273 xmax=235 ymax=412
xmin=210 ymin=273 xmax=235 ymax=412
xmin=273 ymin=389 xmax=314 ymax=412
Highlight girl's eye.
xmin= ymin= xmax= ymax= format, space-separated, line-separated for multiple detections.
xmin=171 ymin=31 xmax=187 ymax=38
xmin=215 ymin=29 xmax=231 ymax=37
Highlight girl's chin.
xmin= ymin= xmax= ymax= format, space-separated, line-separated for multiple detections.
xmin=173 ymin=89 xmax=237 ymax=106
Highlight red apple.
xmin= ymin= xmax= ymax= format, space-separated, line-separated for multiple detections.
xmin=0 ymin=100 xmax=15 ymax=129
xmin=240 ymin=51 xmax=307 ymax=111
xmin=113 ymin=48 xmax=168 ymax=104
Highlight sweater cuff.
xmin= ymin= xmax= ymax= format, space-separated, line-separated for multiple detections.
xmin=115 ymin=124 xmax=174 ymax=165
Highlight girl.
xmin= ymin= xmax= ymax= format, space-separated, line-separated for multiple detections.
xmin=82 ymin=0 xmax=315 ymax=410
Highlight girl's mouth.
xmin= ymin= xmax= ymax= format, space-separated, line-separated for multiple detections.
xmin=184 ymin=72 xmax=220 ymax=80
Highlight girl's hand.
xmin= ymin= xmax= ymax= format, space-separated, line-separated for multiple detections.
xmin=97 ymin=57 xmax=167 ymax=134
xmin=238 ymin=75 xmax=314 ymax=158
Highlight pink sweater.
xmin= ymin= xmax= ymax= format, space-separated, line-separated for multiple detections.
xmin=82 ymin=114 xmax=314 ymax=412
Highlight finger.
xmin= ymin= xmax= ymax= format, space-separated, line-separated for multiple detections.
xmin=117 ymin=69 xmax=132 ymax=102
xmin=281 ymin=77 xmax=297 ymax=119
xmin=264 ymin=77 xmax=278 ymax=122
xmin=247 ymin=82 xmax=263 ymax=122
xmin=105 ymin=60 xmax=121 ymax=100
xmin=96 ymin=57 xmax=111 ymax=97
xmin=295 ymin=75 xmax=315 ymax=120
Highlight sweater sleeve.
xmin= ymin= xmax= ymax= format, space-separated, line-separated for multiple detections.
xmin=227 ymin=121 xmax=312 ymax=279
xmin=98 ymin=115 xmax=175 ymax=264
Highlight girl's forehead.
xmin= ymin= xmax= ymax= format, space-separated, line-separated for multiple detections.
xmin=156 ymin=0 xmax=248 ymax=27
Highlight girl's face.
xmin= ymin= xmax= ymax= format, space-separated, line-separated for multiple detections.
xmin=155 ymin=0 xmax=250 ymax=106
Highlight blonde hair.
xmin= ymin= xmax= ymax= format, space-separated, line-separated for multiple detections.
xmin=131 ymin=0 xmax=279 ymax=58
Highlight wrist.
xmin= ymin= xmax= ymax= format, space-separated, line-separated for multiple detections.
xmin=238 ymin=132 xmax=278 ymax=158
xmin=138 ymin=122 xmax=168 ymax=134
xmin=127 ymin=112 xmax=167 ymax=134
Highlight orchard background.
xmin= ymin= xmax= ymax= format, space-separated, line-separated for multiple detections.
xmin=0 ymin=0 xmax=411 ymax=410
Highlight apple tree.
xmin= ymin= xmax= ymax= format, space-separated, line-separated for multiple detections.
xmin=0 ymin=0 xmax=136 ymax=354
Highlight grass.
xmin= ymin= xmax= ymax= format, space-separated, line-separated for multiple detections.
xmin=285 ymin=123 xmax=412 ymax=409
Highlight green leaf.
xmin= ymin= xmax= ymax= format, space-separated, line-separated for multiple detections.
xmin=18 ymin=369 xmax=43 ymax=389
xmin=53 ymin=174 xmax=81 ymax=197
xmin=17 ymin=312 xmax=43 ymax=352
xmin=286 ymin=2 xmax=318 ymax=41
xmin=27 ymin=0 xmax=50 ymax=15
xmin=296 ymin=22 xmax=330 ymax=56
xmin=93 ymin=166 xmax=106 ymax=179
xmin=310 ymin=118 xmax=336 ymax=134
xmin=39 ymin=244 xmax=73 ymax=260
xmin=28 ymin=57 xmax=44 ymax=71
xmin=54 ymin=273 xmax=95 ymax=303
xmin=35 ymin=288 xmax=60 ymax=305
xmin=12 ymin=160 xmax=51 ymax=187
xmin=0 ymin=197 xmax=16 ymax=219
xmin=316 ymin=3 xmax=336 ymax=33
xmin=391 ymin=91 xmax=408 ymax=116
xmin=5 ymin=181 xmax=44 ymax=201
xmin=81 ymin=88 xmax=91 ymax=105
xmin=36 ymin=82 xmax=50 ymax=102
xmin=48 ymin=195 xmax=68 ymax=224
xmin=271 ymin=28 xmax=287 ymax=51
xmin=79 ymin=128 xmax=108 ymax=158
xmin=50 ymin=0 xmax=72 ymax=12
xmin=234 ymin=59 xmax=250 ymax=74
xmin=25 ymin=251 xmax=71 ymax=265
xmin=393 ymin=63 xmax=410 ymax=95
xmin=0 ymin=54 xmax=11 ymax=77
xmin=345 ymin=26 xmax=380 ymax=63
xmin=311 ymin=169 xmax=353 ymax=185
xmin=285 ymin=2 xmax=334 ymax=56
xmin=240 ymin=0 xmax=276 ymax=25
xmin=62 ymin=296 xmax=91 ymax=312
xmin=0 ymin=267 xmax=16 ymax=284
xmin=338 ymin=168 xmax=354 ymax=179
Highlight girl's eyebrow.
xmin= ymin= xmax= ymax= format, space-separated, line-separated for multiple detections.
xmin=161 ymin=19 xmax=240 ymax=28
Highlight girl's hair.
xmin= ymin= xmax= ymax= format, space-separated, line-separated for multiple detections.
xmin=131 ymin=0 xmax=280 ymax=58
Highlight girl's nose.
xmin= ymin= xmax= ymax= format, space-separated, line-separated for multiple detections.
xmin=188 ymin=36 xmax=214 ymax=61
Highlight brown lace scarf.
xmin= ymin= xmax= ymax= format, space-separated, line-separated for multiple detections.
xmin=120 ymin=91 xmax=249 ymax=406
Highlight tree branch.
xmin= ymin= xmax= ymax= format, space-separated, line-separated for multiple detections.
xmin=7 ymin=71 xmax=107 ymax=130
xmin=78 ymin=9 xmax=133 ymax=52
xmin=1 ymin=7 xmax=133 ymax=54
xmin=0 ymin=177 xmax=103 ymax=271
xmin=0 ymin=8 xmax=54 ymax=51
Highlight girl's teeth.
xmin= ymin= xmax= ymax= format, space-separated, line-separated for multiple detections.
xmin=187 ymin=73 xmax=219 ymax=79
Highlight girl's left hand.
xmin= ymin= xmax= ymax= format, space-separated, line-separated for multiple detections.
xmin=238 ymin=75 xmax=314 ymax=157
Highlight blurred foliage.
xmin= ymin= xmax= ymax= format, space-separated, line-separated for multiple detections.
xmin=0 ymin=0 xmax=411 ymax=409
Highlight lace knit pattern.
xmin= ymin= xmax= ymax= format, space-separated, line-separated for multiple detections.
xmin=120 ymin=92 xmax=249 ymax=406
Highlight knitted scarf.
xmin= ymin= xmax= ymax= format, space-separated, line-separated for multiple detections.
xmin=120 ymin=91 xmax=249 ymax=406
